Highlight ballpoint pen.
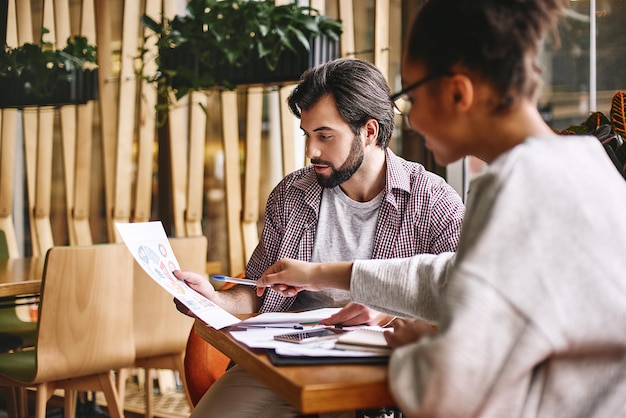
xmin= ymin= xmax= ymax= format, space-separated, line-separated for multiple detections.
xmin=212 ymin=275 xmax=258 ymax=286
xmin=230 ymin=324 xmax=304 ymax=331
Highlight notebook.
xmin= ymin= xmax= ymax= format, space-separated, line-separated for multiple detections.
xmin=333 ymin=329 xmax=392 ymax=355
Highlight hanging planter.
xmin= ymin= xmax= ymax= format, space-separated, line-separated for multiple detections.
xmin=159 ymin=34 xmax=339 ymax=90
xmin=0 ymin=67 xmax=98 ymax=108
xmin=139 ymin=0 xmax=342 ymax=104
xmin=0 ymin=31 xmax=98 ymax=109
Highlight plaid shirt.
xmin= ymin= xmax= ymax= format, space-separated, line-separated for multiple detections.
xmin=248 ymin=148 xmax=465 ymax=313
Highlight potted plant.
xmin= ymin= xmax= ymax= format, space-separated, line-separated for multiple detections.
xmin=560 ymin=91 xmax=626 ymax=178
xmin=0 ymin=28 xmax=98 ymax=108
xmin=139 ymin=0 xmax=342 ymax=103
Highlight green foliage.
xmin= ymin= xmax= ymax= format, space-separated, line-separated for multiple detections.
xmin=139 ymin=0 xmax=342 ymax=102
xmin=0 ymin=28 xmax=97 ymax=99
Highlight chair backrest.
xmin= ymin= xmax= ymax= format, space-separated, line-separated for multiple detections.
xmin=133 ymin=235 xmax=207 ymax=358
xmin=34 ymin=244 xmax=135 ymax=383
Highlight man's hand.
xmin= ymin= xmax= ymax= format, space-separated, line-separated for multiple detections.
xmin=384 ymin=318 xmax=438 ymax=348
xmin=173 ymin=269 xmax=218 ymax=301
xmin=319 ymin=302 xmax=396 ymax=327
xmin=174 ymin=270 xmax=262 ymax=314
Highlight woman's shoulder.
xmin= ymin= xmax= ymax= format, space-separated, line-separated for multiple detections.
xmin=492 ymin=135 xmax=610 ymax=179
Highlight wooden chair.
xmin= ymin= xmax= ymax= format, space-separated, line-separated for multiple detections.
xmin=183 ymin=280 xmax=236 ymax=406
xmin=183 ymin=326 xmax=231 ymax=406
xmin=117 ymin=235 xmax=207 ymax=417
xmin=0 ymin=230 xmax=37 ymax=353
xmin=0 ymin=244 xmax=136 ymax=418
xmin=0 ymin=296 xmax=37 ymax=352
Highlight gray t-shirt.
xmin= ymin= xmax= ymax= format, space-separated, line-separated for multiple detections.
xmin=291 ymin=186 xmax=383 ymax=310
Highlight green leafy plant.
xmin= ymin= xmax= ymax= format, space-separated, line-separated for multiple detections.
xmin=0 ymin=28 xmax=98 ymax=106
xmin=139 ymin=0 xmax=342 ymax=101
xmin=560 ymin=91 xmax=626 ymax=178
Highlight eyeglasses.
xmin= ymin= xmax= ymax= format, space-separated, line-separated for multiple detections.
xmin=390 ymin=72 xmax=455 ymax=117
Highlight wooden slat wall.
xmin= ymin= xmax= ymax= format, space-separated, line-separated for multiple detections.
xmin=220 ymin=90 xmax=245 ymax=274
xmin=0 ymin=0 xmax=19 ymax=257
xmin=184 ymin=91 xmax=208 ymax=237
xmin=94 ymin=0 xmax=118 ymax=242
xmin=218 ymin=0 xmax=394 ymax=274
xmin=241 ymin=87 xmax=264 ymax=262
xmin=97 ymin=0 xmax=161 ymax=244
xmin=0 ymin=0 xmax=99 ymax=257
xmin=111 ymin=0 xmax=142 ymax=236
xmin=162 ymin=0 xmax=189 ymax=239
xmin=134 ymin=0 xmax=160 ymax=225
xmin=374 ymin=0 xmax=390 ymax=81
xmin=17 ymin=0 xmax=55 ymax=257
xmin=0 ymin=0 xmax=393 ymax=273
xmin=72 ymin=0 xmax=96 ymax=245
xmin=15 ymin=1 xmax=42 ymax=257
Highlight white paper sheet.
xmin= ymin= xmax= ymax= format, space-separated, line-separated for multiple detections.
xmin=230 ymin=325 xmax=391 ymax=357
xmin=115 ymin=221 xmax=240 ymax=329
xmin=238 ymin=307 xmax=342 ymax=326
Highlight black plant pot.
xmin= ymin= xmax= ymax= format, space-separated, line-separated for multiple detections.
xmin=0 ymin=68 xmax=99 ymax=109
xmin=218 ymin=35 xmax=340 ymax=85
xmin=161 ymin=35 xmax=339 ymax=91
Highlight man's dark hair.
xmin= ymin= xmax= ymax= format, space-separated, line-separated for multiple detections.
xmin=288 ymin=58 xmax=395 ymax=148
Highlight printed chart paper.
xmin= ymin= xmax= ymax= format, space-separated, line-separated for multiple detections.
xmin=115 ymin=221 xmax=240 ymax=329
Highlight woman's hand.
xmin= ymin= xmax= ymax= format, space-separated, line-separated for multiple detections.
xmin=384 ymin=318 xmax=438 ymax=348
xmin=256 ymin=259 xmax=325 ymax=297
xmin=256 ymin=258 xmax=353 ymax=297
xmin=320 ymin=302 xmax=396 ymax=327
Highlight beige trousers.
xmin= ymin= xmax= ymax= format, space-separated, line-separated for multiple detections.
xmin=190 ymin=364 xmax=355 ymax=418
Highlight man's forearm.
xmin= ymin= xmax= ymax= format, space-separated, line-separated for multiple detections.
xmin=213 ymin=285 xmax=261 ymax=314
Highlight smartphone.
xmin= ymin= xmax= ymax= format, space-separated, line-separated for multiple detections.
xmin=274 ymin=328 xmax=345 ymax=344
xmin=212 ymin=275 xmax=258 ymax=286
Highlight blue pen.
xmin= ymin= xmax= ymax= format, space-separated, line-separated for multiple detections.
xmin=213 ymin=275 xmax=258 ymax=286
xmin=213 ymin=275 xmax=274 ymax=287
xmin=241 ymin=324 xmax=304 ymax=329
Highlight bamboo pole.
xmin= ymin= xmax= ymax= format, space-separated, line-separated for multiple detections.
xmin=72 ymin=0 xmax=96 ymax=245
xmin=94 ymin=0 xmax=119 ymax=241
xmin=242 ymin=87 xmax=263 ymax=261
xmin=112 ymin=0 xmax=142 ymax=236
xmin=0 ymin=0 xmax=19 ymax=257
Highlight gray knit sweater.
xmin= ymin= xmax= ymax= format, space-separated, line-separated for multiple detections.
xmin=351 ymin=135 xmax=626 ymax=418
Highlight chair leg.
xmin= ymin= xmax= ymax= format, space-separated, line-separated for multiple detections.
xmin=16 ymin=387 xmax=28 ymax=418
xmin=98 ymin=372 xmax=125 ymax=418
xmin=173 ymin=353 xmax=193 ymax=409
xmin=144 ymin=368 xmax=154 ymax=418
xmin=34 ymin=382 xmax=53 ymax=418
xmin=64 ymin=390 xmax=77 ymax=418
xmin=117 ymin=367 xmax=130 ymax=405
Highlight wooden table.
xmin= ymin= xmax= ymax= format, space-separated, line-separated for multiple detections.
xmin=194 ymin=319 xmax=396 ymax=415
xmin=0 ymin=258 xmax=44 ymax=297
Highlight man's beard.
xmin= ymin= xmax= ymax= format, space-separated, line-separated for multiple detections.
xmin=312 ymin=134 xmax=365 ymax=188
